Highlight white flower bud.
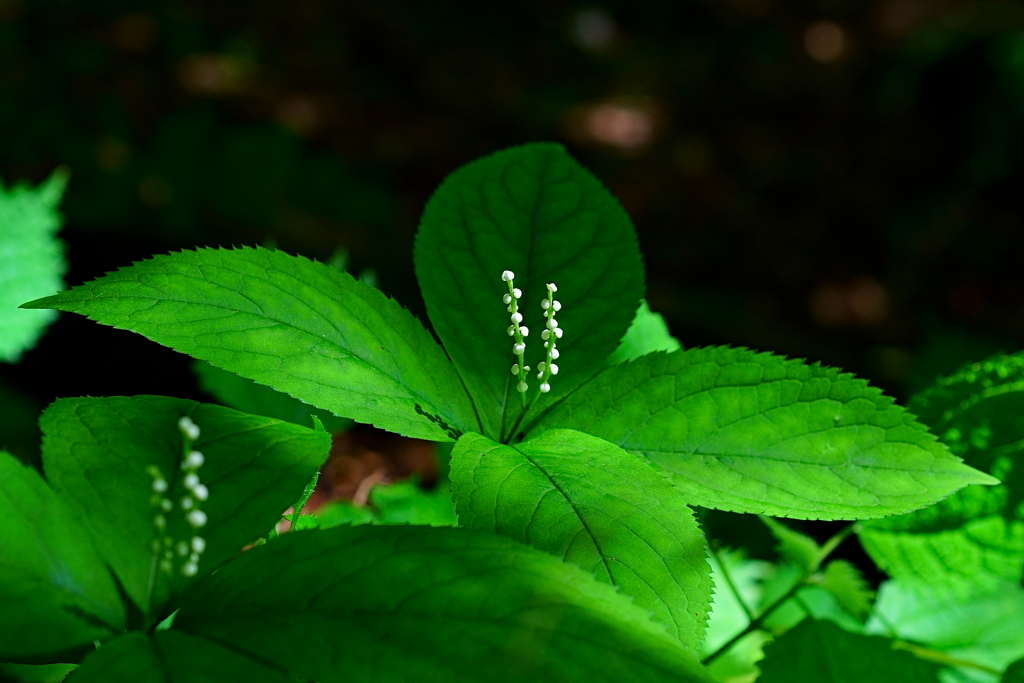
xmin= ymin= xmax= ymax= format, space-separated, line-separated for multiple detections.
xmin=502 ymin=270 xmax=515 ymax=281
xmin=189 ymin=552 xmax=200 ymax=563
xmin=182 ymin=561 xmax=198 ymax=577
xmin=513 ymin=343 xmax=525 ymax=355
xmin=187 ymin=510 xmax=207 ymax=528
xmin=540 ymin=383 xmax=551 ymax=392
xmin=152 ymin=478 xmax=168 ymax=493
xmin=511 ymin=312 xmax=523 ymax=323
xmin=541 ymin=299 xmax=550 ymax=309
xmin=183 ymin=472 xmax=200 ymax=490
xmin=178 ymin=416 xmax=200 ymax=440
xmin=507 ymin=305 xmax=514 ymax=313
xmin=547 ymin=318 xmax=558 ymax=330
xmin=184 ymin=450 xmax=205 ymax=469
xmin=549 ymin=364 xmax=559 ymax=375
xmin=541 ymin=329 xmax=550 ymax=340
xmin=552 ymin=300 xmax=561 ymax=311
xmin=154 ymin=515 xmax=166 ymax=529
xmin=547 ymin=283 xmax=558 ymax=292
xmin=513 ymin=288 xmax=522 ymax=299
xmin=519 ymin=326 xmax=529 ymax=337
xmin=537 ymin=371 xmax=543 ymax=378
xmin=555 ymin=328 xmax=563 ymax=338
xmin=191 ymin=536 xmax=206 ymax=554
xmin=550 ymin=348 xmax=560 ymax=359
xmin=503 ymin=293 xmax=512 ymax=304
xmin=160 ymin=498 xmax=173 ymax=512
xmin=538 ymin=361 xmax=546 ymax=371
xmin=523 ymin=366 xmax=530 ymax=372
xmin=177 ymin=541 xmax=190 ymax=557
xmin=511 ymin=364 xmax=519 ymax=374
xmin=192 ymin=484 xmax=209 ymax=501
xmin=181 ymin=496 xmax=194 ymax=510
xmin=544 ymin=341 xmax=549 ymax=348
xmin=517 ymin=381 xmax=528 ymax=393
xmin=507 ymin=325 xmax=515 ymax=336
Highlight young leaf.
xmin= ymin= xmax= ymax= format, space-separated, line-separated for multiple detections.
xmin=414 ymin=143 xmax=644 ymax=439
xmin=761 ymin=517 xmax=819 ymax=573
xmin=533 ymin=346 xmax=996 ymax=519
xmin=193 ymin=360 xmax=352 ymax=431
xmin=758 ymin=619 xmax=942 ymax=682
xmin=0 ymin=451 xmax=124 ymax=661
xmin=819 ymin=560 xmax=874 ymax=622
xmin=871 ymin=579 xmax=1024 ymax=675
xmin=449 ymin=429 xmax=712 ymax=650
xmin=23 ymin=247 xmax=476 ymax=441
xmin=67 ymin=631 xmax=292 ymax=683
xmin=174 ymin=525 xmax=712 ymax=683
xmin=40 ymin=396 xmax=330 ymax=618
xmin=607 ymin=300 xmax=681 ymax=365
xmin=0 ymin=169 xmax=67 ymax=363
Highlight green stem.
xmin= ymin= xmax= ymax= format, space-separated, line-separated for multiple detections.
xmin=707 ymin=543 xmax=754 ymax=622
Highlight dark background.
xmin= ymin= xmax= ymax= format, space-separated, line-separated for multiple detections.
xmin=1 ymin=0 xmax=1022 ymax=567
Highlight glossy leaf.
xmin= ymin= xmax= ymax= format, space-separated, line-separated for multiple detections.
xmin=414 ymin=143 xmax=644 ymax=439
xmin=68 ymin=631 xmax=292 ymax=683
xmin=0 ymin=169 xmax=67 ymax=363
xmin=193 ymin=360 xmax=351 ymax=431
xmin=534 ymin=346 xmax=996 ymax=519
xmin=23 ymin=247 xmax=476 ymax=441
xmin=40 ymin=396 xmax=330 ymax=617
xmin=0 ymin=451 xmax=124 ymax=661
xmin=758 ymin=618 xmax=942 ymax=682
xmin=175 ymin=525 xmax=712 ymax=683
xmin=607 ymin=300 xmax=680 ymax=365
xmin=450 ymin=429 xmax=712 ymax=649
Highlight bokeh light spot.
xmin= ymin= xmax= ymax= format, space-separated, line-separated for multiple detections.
xmin=804 ymin=21 xmax=846 ymax=63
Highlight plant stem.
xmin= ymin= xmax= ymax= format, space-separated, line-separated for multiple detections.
xmin=701 ymin=521 xmax=857 ymax=666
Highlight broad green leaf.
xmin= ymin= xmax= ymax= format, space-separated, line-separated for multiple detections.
xmin=23 ymin=247 xmax=476 ymax=441
xmin=312 ymin=479 xmax=457 ymax=529
xmin=758 ymin=618 xmax=942 ymax=682
xmin=450 ymin=429 xmax=712 ymax=649
xmin=0 ymin=663 xmax=76 ymax=682
xmin=40 ymin=396 xmax=330 ymax=618
xmin=0 ymin=169 xmax=67 ymax=363
xmin=860 ymin=352 xmax=1024 ymax=588
xmin=870 ymin=580 xmax=1024 ymax=676
xmin=607 ymin=300 xmax=680 ymax=365
xmin=533 ymin=346 xmax=996 ymax=519
xmin=414 ymin=143 xmax=644 ymax=440
xmin=175 ymin=525 xmax=711 ymax=683
xmin=820 ymin=560 xmax=874 ymax=622
xmin=68 ymin=631 xmax=291 ymax=683
xmin=193 ymin=360 xmax=352 ymax=431
xmin=761 ymin=516 xmax=819 ymax=572
xmin=1004 ymin=659 xmax=1024 ymax=682
xmin=0 ymin=451 xmax=124 ymax=661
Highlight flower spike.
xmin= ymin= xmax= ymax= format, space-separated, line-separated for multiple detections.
xmin=501 ymin=270 xmax=529 ymax=398
xmin=536 ymin=282 xmax=562 ymax=393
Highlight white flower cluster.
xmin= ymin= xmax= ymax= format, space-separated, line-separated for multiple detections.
xmin=502 ymin=270 xmax=530 ymax=393
xmin=536 ymin=283 xmax=562 ymax=392
xmin=146 ymin=415 xmax=209 ymax=578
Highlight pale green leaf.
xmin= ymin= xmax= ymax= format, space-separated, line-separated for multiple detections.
xmin=414 ymin=143 xmax=644 ymax=440
xmin=607 ymin=300 xmax=680 ymax=365
xmin=175 ymin=525 xmax=712 ymax=682
xmin=820 ymin=560 xmax=874 ymax=622
xmin=534 ymin=346 xmax=995 ymax=519
xmin=758 ymin=618 xmax=942 ymax=682
xmin=40 ymin=396 xmax=330 ymax=618
xmin=761 ymin=516 xmax=819 ymax=572
xmin=0 ymin=451 xmax=124 ymax=661
xmin=0 ymin=169 xmax=67 ymax=363
xmin=450 ymin=429 xmax=712 ymax=649
xmin=24 ymin=247 xmax=476 ymax=441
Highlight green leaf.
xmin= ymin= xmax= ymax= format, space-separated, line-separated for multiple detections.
xmin=1004 ymin=658 xmax=1024 ymax=682
xmin=193 ymin=360 xmax=351 ymax=431
xmin=0 ymin=451 xmax=124 ymax=661
xmin=761 ymin=516 xmax=819 ymax=572
xmin=0 ymin=663 xmax=76 ymax=683
xmin=607 ymin=300 xmax=680 ymax=365
xmin=449 ymin=429 xmax=711 ymax=650
xmin=369 ymin=478 xmax=458 ymax=526
xmin=820 ymin=560 xmax=874 ymax=622
xmin=414 ymin=143 xmax=644 ymax=440
xmin=40 ymin=396 xmax=330 ymax=619
xmin=23 ymin=247 xmax=476 ymax=441
xmin=0 ymin=169 xmax=68 ymax=363
xmin=860 ymin=352 xmax=1024 ymax=588
xmin=67 ymin=631 xmax=292 ymax=683
xmin=870 ymin=580 xmax=1024 ymax=675
xmin=534 ymin=346 xmax=996 ymax=519
xmin=174 ymin=525 xmax=711 ymax=683
xmin=758 ymin=618 xmax=942 ymax=682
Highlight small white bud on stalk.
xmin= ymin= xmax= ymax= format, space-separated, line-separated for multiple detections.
xmin=547 ymin=319 xmax=558 ymax=330
xmin=511 ymin=364 xmax=519 ymax=374
xmin=549 ymin=364 xmax=559 ymax=375
xmin=184 ymin=450 xmax=204 ymax=469
xmin=519 ymin=326 xmax=529 ymax=337
xmin=502 ymin=270 xmax=515 ymax=281
xmin=187 ymin=510 xmax=207 ymax=528
xmin=552 ymin=301 xmax=562 ymax=311
xmin=540 ymin=383 xmax=551 ymax=393
xmin=511 ymin=312 xmax=523 ymax=324
xmin=178 ymin=416 xmax=200 ymax=441
xmin=517 ymin=381 xmax=528 ymax=393
xmin=192 ymin=484 xmax=209 ymax=501
xmin=152 ymin=478 xmax=168 ymax=493
xmin=182 ymin=561 xmax=198 ymax=577
xmin=513 ymin=343 xmax=525 ymax=355
xmin=183 ymin=472 xmax=200 ymax=490
xmin=191 ymin=536 xmax=206 ymax=554
xmin=513 ymin=288 xmax=522 ymax=299
xmin=503 ymin=294 xmax=512 ymax=304
xmin=181 ymin=496 xmax=194 ymax=510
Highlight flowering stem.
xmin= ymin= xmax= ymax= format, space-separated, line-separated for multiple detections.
xmin=502 ymin=271 xmax=529 ymax=408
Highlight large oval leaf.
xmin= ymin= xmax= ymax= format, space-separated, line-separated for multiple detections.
xmin=415 ymin=143 xmax=644 ymax=440
xmin=175 ymin=525 xmax=711 ymax=683
xmin=532 ymin=347 xmax=995 ymax=519
xmin=23 ymin=247 xmax=476 ymax=440
xmin=450 ymin=429 xmax=711 ymax=650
